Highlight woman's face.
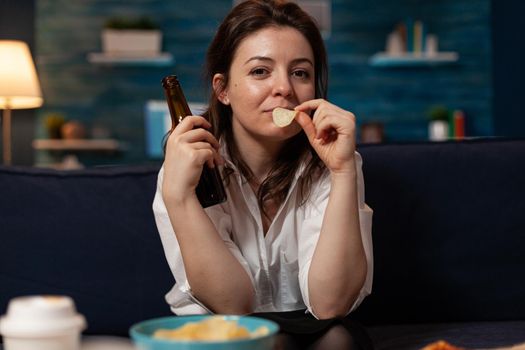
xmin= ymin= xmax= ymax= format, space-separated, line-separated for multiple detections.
xmin=218 ymin=26 xmax=315 ymax=146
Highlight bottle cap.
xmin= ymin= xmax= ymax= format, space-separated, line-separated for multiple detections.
xmin=0 ymin=295 xmax=86 ymax=338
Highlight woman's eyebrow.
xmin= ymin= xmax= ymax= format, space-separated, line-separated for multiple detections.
xmin=244 ymin=56 xmax=273 ymax=65
xmin=291 ymin=57 xmax=314 ymax=66
xmin=244 ymin=56 xmax=313 ymax=66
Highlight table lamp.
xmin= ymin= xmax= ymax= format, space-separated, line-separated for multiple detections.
xmin=0 ymin=40 xmax=43 ymax=165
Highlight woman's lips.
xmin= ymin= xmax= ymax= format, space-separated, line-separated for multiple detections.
xmin=265 ymin=106 xmax=295 ymax=113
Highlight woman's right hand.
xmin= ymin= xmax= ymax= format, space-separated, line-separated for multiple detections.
xmin=162 ymin=116 xmax=223 ymax=204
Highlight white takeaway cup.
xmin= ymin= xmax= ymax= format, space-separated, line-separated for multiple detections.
xmin=0 ymin=295 xmax=86 ymax=350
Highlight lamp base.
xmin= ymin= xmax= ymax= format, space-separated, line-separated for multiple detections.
xmin=2 ymin=107 xmax=12 ymax=165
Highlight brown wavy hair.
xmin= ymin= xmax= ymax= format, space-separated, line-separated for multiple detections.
xmin=204 ymin=0 xmax=328 ymax=215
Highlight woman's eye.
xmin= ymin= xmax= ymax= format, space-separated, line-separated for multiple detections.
xmin=251 ymin=68 xmax=268 ymax=76
xmin=292 ymin=70 xmax=310 ymax=79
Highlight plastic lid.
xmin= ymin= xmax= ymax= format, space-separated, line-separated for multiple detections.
xmin=0 ymin=295 xmax=86 ymax=338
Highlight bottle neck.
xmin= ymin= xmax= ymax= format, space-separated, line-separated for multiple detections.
xmin=163 ymin=78 xmax=191 ymax=126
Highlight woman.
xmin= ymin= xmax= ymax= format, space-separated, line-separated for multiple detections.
xmin=153 ymin=0 xmax=374 ymax=348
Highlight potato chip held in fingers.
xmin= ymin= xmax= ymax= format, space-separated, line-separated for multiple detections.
xmin=272 ymin=107 xmax=297 ymax=127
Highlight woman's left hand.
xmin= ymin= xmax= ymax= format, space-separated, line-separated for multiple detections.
xmin=294 ymin=99 xmax=357 ymax=174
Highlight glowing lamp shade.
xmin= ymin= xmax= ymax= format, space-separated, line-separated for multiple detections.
xmin=0 ymin=40 xmax=43 ymax=109
xmin=0 ymin=40 xmax=43 ymax=165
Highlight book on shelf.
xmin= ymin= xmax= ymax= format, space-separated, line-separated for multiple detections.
xmin=392 ymin=18 xmax=430 ymax=55
xmin=413 ymin=20 xmax=425 ymax=53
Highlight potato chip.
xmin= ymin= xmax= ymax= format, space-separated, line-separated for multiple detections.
xmin=152 ymin=316 xmax=269 ymax=342
xmin=421 ymin=340 xmax=465 ymax=350
xmin=272 ymin=107 xmax=297 ymax=127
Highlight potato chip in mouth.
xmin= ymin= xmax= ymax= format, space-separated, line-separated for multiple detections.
xmin=272 ymin=107 xmax=297 ymax=127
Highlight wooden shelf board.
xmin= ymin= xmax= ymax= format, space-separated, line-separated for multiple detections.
xmin=32 ymin=139 xmax=123 ymax=152
xmin=369 ymin=52 xmax=459 ymax=67
xmin=87 ymin=52 xmax=174 ymax=66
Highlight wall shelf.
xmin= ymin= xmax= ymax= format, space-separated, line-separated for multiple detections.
xmin=87 ymin=52 xmax=174 ymax=66
xmin=33 ymin=139 xmax=126 ymax=170
xmin=369 ymin=52 xmax=459 ymax=68
xmin=33 ymin=139 xmax=124 ymax=152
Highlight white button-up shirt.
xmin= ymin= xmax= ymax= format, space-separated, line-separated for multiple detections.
xmin=153 ymin=149 xmax=373 ymax=318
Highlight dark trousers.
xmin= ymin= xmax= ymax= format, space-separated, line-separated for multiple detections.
xmin=252 ymin=309 xmax=374 ymax=350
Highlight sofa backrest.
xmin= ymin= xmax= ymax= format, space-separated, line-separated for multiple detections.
xmin=2 ymin=139 xmax=524 ymax=334
xmin=354 ymin=138 xmax=525 ymax=325
xmin=0 ymin=165 xmax=173 ymax=336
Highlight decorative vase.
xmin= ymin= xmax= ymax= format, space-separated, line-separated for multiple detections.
xmin=428 ymin=120 xmax=449 ymax=141
xmin=102 ymin=29 xmax=162 ymax=56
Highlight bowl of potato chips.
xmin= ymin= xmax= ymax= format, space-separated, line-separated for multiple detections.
xmin=130 ymin=315 xmax=279 ymax=350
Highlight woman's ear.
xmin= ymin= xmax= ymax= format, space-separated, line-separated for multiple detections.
xmin=213 ymin=73 xmax=230 ymax=105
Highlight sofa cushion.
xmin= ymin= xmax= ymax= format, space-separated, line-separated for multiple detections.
xmin=0 ymin=165 xmax=172 ymax=336
xmin=368 ymin=321 xmax=525 ymax=350
xmin=354 ymin=139 xmax=525 ymax=325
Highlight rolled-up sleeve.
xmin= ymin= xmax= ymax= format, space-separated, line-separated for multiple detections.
xmin=297 ymin=152 xmax=374 ymax=318
xmin=152 ymin=166 xmax=254 ymax=315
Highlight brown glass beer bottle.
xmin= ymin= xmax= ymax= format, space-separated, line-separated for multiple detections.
xmin=161 ymin=75 xmax=227 ymax=208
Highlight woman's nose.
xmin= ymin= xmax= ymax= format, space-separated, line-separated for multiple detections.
xmin=272 ymin=73 xmax=293 ymax=97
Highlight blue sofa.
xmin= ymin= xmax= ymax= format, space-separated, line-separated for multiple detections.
xmin=1 ymin=138 xmax=525 ymax=349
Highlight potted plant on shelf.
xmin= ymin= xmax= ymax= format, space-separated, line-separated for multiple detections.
xmin=44 ymin=113 xmax=66 ymax=139
xmin=102 ymin=16 xmax=162 ymax=56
